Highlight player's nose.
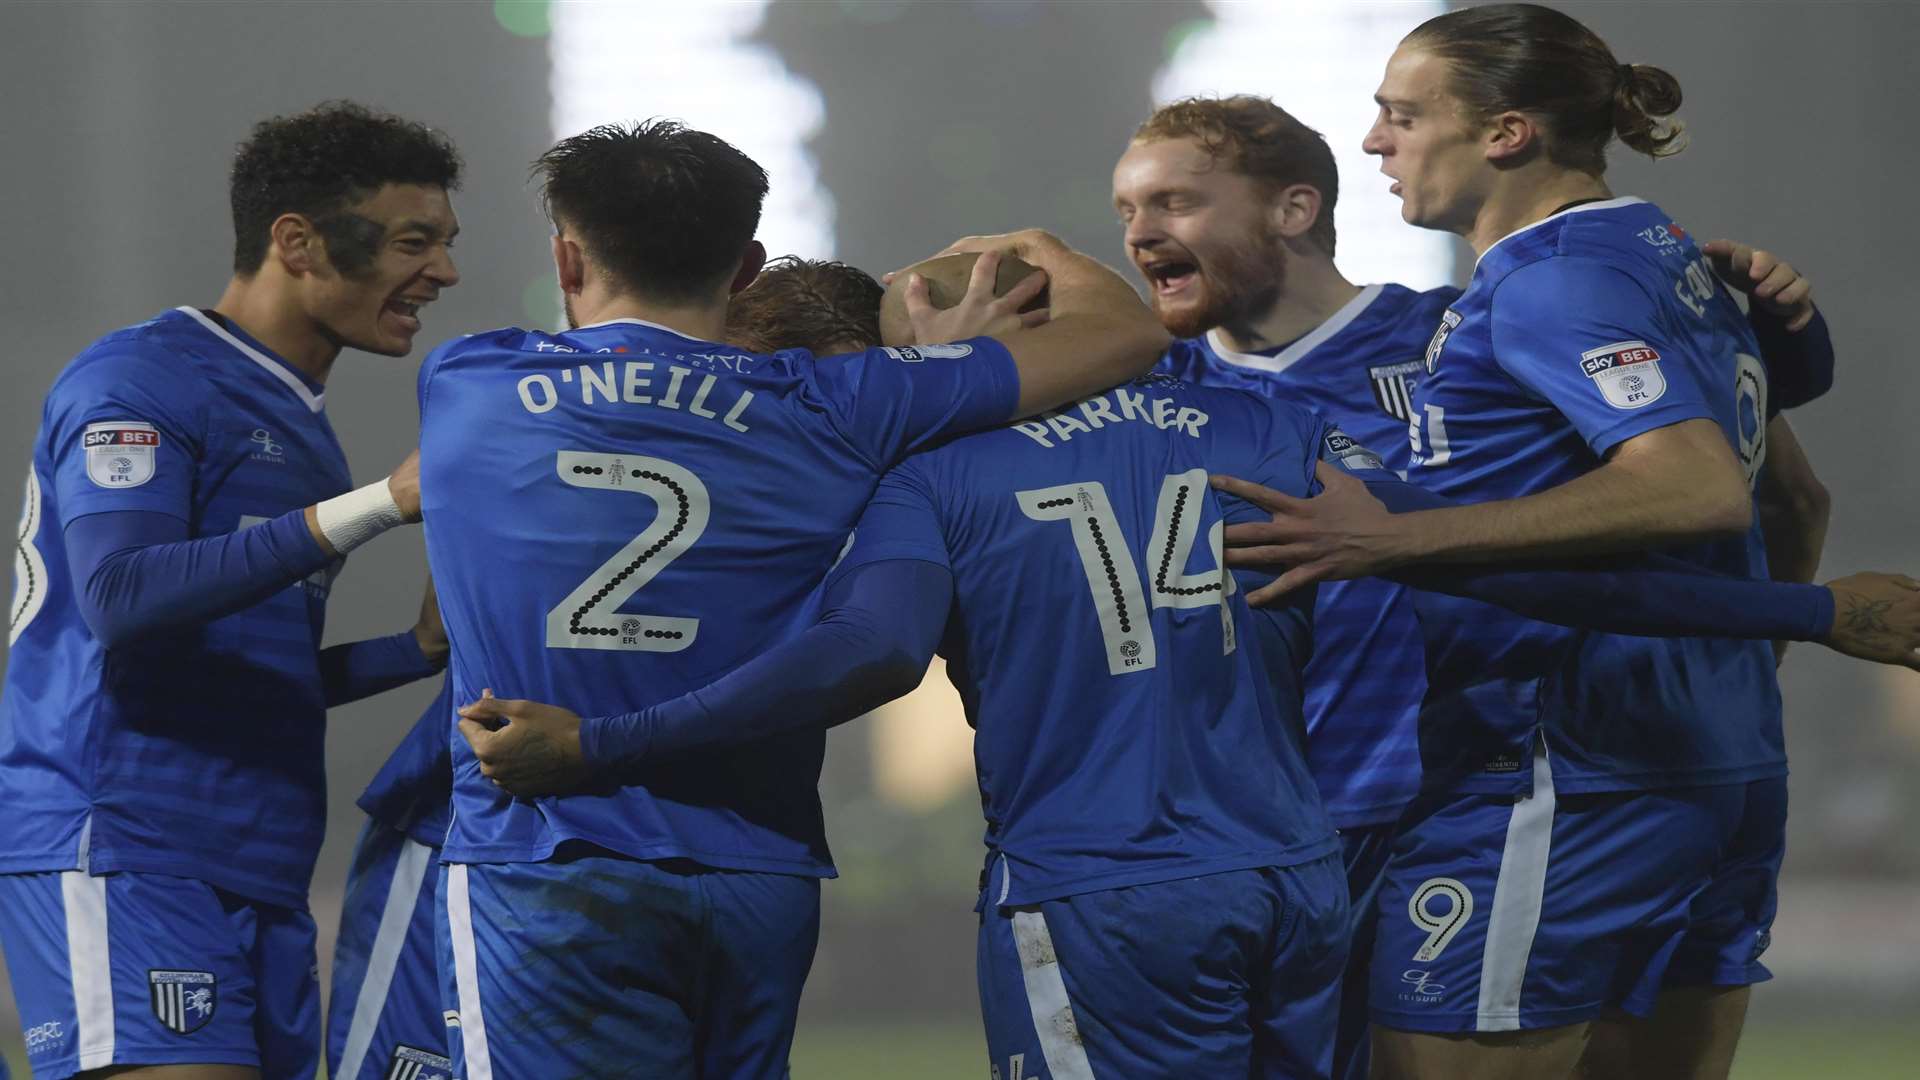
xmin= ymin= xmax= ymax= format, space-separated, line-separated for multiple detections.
xmin=429 ymin=247 xmax=461 ymax=288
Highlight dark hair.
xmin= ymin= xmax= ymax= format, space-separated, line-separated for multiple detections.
xmin=1134 ymin=95 xmax=1339 ymax=256
xmin=1406 ymin=3 xmax=1684 ymax=173
xmin=724 ymin=256 xmax=882 ymax=354
xmin=229 ymin=101 xmax=462 ymax=275
xmin=535 ymin=120 xmax=769 ymax=303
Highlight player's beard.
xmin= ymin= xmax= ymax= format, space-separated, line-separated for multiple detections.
xmin=1155 ymin=221 xmax=1286 ymax=340
xmin=562 ymin=292 xmax=579 ymax=331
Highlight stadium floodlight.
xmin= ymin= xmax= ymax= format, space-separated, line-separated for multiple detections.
xmin=548 ymin=0 xmax=836 ymax=263
xmin=1152 ymin=0 xmax=1456 ymax=290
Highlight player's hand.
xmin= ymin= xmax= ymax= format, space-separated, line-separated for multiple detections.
xmin=456 ymin=691 xmax=593 ymax=797
xmin=1212 ymin=462 xmax=1410 ymax=605
xmin=1702 ymin=239 xmax=1816 ymax=332
xmin=902 ymin=250 xmax=1050 ymax=344
xmin=1819 ymin=573 xmax=1920 ymax=670
xmin=412 ymin=573 xmax=447 ymax=668
xmin=934 ymin=228 xmax=1072 ymax=263
xmin=387 ymin=449 xmax=422 ymax=523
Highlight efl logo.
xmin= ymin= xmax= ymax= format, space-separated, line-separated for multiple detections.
xmin=82 ymin=421 xmax=160 ymax=488
xmin=1580 ymin=341 xmax=1668 ymax=409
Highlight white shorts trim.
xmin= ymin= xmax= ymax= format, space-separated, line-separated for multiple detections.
xmin=1010 ymin=909 xmax=1096 ymax=1080
xmin=445 ymin=864 xmax=493 ymax=1080
xmin=338 ymin=833 xmax=435 ymax=1079
xmin=1476 ymin=735 xmax=1555 ymax=1031
xmin=60 ymin=870 xmax=116 ymax=1070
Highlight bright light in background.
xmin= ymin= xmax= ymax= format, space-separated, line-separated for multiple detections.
xmin=869 ymin=659 xmax=977 ymax=813
xmin=1152 ymin=1 xmax=1454 ymax=290
xmin=548 ymin=0 xmax=835 ymax=262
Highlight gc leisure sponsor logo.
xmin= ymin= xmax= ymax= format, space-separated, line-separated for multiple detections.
xmin=1398 ymin=968 xmax=1448 ymax=1004
xmin=250 ymin=427 xmax=287 ymax=464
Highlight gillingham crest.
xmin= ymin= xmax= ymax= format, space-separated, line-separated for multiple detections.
xmin=149 ymin=969 xmax=216 ymax=1034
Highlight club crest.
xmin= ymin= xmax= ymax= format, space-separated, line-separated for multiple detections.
xmin=386 ymin=1043 xmax=454 ymax=1080
xmin=149 ymin=969 xmax=216 ymax=1034
xmin=1368 ymin=359 xmax=1423 ymax=422
xmin=1424 ymin=309 xmax=1462 ymax=375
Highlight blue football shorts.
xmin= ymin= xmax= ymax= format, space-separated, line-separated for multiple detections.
xmin=0 ymin=869 xmax=318 ymax=1078
xmin=436 ymin=850 xmax=819 ymax=1079
xmin=977 ymin=855 xmax=1349 ymax=1079
xmin=1370 ymin=737 xmax=1784 ymax=1034
xmin=327 ymin=820 xmax=451 ymax=1080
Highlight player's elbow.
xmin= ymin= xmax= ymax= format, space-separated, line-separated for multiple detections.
xmin=1760 ymin=470 xmax=1832 ymax=531
xmin=1691 ymin=473 xmax=1754 ymax=537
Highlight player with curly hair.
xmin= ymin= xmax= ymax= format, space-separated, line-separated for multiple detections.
xmin=0 ymin=101 xmax=461 ymax=1080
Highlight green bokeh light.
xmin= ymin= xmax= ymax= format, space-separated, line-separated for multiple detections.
xmin=494 ymin=0 xmax=552 ymax=39
xmin=1164 ymin=17 xmax=1211 ymax=63
xmin=523 ymin=275 xmax=564 ymax=331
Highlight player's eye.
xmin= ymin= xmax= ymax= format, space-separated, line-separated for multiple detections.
xmin=396 ymin=237 xmax=429 ymax=253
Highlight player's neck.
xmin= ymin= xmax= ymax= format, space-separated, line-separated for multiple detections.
xmin=1213 ymin=258 xmax=1362 ymax=355
xmin=211 ymin=276 xmax=339 ymax=385
xmin=571 ymin=289 xmax=729 ymax=345
xmin=1466 ymin=168 xmax=1613 ymax=258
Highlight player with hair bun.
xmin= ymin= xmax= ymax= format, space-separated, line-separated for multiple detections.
xmin=1215 ymin=5 xmax=1846 ymax=1078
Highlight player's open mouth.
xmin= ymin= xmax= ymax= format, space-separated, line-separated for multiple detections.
xmin=383 ymin=298 xmax=426 ymax=334
xmin=1142 ymin=260 xmax=1198 ymax=297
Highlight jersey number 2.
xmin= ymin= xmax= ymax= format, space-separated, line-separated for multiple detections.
xmin=546 ymin=451 xmax=709 ymax=652
xmin=1016 ymin=469 xmax=1235 ymax=676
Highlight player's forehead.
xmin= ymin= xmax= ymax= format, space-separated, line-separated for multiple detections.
xmin=1112 ymin=136 xmax=1233 ymax=204
xmin=345 ymin=182 xmax=460 ymax=239
xmin=1375 ymin=45 xmax=1452 ymax=111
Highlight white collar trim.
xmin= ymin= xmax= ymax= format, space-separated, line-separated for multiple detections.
xmin=1475 ymin=195 xmax=1647 ymax=269
xmin=175 ymin=307 xmax=325 ymax=413
xmin=1204 ymin=283 xmax=1386 ymax=375
xmin=572 ymin=316 xmax=713 ymax=345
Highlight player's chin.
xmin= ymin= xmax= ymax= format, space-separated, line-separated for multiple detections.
xmin=356 ymin=312 xmax=425 ymax=357
xmin=1154 ymin=295 xmax=1214 ymax=340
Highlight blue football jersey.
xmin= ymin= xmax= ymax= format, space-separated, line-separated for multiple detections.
xmin=1158 ymin=284 xmax=1457 ymax=828
xmin=1 ymin=307 xmax=351 ymax=907
xmin=356 ymin=679 xmax=453 ymax=847
xmin=827 ymin=375 xmax=1340 ymax=907
xmin=418 ymin=318 xmax=1019 ymax=874
xmin=1406 ymin=197 xmax=1782 ymax=796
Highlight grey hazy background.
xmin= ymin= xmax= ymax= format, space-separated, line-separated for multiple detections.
xmin=2 ymin=1 xmax=1916 ymax=1074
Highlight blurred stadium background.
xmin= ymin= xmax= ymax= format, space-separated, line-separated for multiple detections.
xmin=2 ymin=1 xmax=1915 ymax=1076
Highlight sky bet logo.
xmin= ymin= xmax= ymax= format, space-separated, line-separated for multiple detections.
xmin=83 ymin=428 xmax=159 ymax=449
xmin=1580 ymin=341 xmax=1668 ymax=409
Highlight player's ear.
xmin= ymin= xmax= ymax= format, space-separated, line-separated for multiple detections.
xmin=552 ymin=233 xmax=586 ymax=296
xmin=1485 ymin=109 xmax=1538 ymax=162
xmin=1271 ymin=183 xmax=1324 ymax=245
xmin=269 ymin=213 xmax=318 ymax=276
xmin=729 ymin=240 xmax=767 ymax=296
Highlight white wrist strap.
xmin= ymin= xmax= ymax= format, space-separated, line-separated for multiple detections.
xmin=314 ymin=478 xmax=407 ymax=555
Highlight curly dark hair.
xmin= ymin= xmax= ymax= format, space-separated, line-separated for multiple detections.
xmin=228 ymin=101 xmax=462 ymax=276
xmin=724 ymin=256 xmax=883 ymax=355
xmin=535 ymin=119 xmax=769 ymax=304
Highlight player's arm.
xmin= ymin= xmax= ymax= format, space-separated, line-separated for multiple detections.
xmin=318 ymin=574 xmax=448 ymax=706
xmin=1754 ymin=415 xmax=1832 ymax=662
xmin=455 ymin=462 xmax=957 ymax=795
xmin=458 ymin=558 xmax=950 ymax=796
xmin=1215 ymin=460 xmax=1920 ymax=668
xmin=913 ymin=232 xmax=1172 ymax=418
xmin=1220 ymin=259 xmax=1752 ymax=583
xmin=1704 ymin=237 xmax=1833 ymax=411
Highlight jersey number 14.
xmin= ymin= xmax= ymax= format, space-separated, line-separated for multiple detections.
xmin=1016 ymin=469 xmax=1237 ymax=676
